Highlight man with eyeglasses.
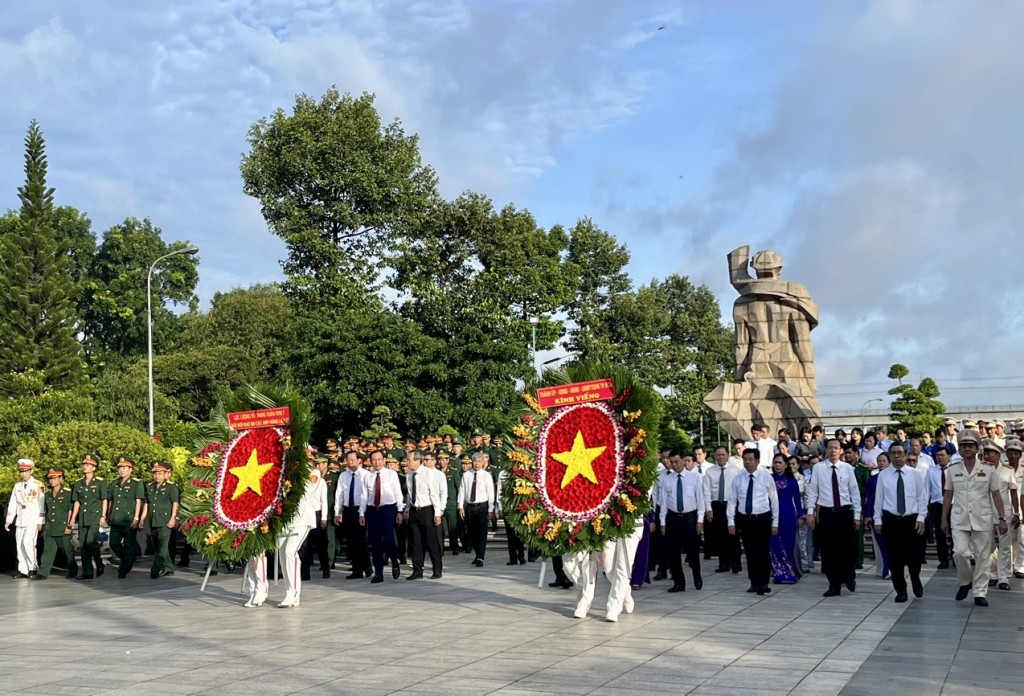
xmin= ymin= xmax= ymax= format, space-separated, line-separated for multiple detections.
xmin=941 ymin=429 xmax=1009 ymax=606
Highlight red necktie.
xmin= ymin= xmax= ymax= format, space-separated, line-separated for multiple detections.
xmin=373 ymin=472 xmax=382 ymax=507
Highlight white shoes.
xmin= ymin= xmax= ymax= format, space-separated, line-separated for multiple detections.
xmin=573 ymin=602 xmax=590 ymax=619
xmin=277 ymin=595 xmax=300 ymax=608
xmin=623 ymin=594 xmax=635 ymax=614
xmin=605 ymin=611 xmax=620 ymax=622
xmin=244 ymin=591 xmax=268 ymax=608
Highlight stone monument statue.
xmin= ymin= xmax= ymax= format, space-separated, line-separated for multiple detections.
xmin=704 ymin=245 xmax=822 ymax=440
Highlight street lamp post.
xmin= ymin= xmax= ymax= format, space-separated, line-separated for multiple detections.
xmin=528 ymin=316 xmax=539 ymax=379
xmin=860 ymin=397 xmax=884 ymax=432
xmin=148 ymin=245 xmax=199 ymax=437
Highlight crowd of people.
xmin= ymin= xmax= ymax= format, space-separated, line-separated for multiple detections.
xmin=632 ymin=418 xmax=1022 ymax=610
xmin=5 ymin=421 xmax=1022 ymax=615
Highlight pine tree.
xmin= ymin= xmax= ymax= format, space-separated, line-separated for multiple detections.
xmin=0 ymin=120 xmax=84 ymax=395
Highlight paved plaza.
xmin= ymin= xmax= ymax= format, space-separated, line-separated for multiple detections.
xmin=1 ymin=553 xmax=1022 ymax=696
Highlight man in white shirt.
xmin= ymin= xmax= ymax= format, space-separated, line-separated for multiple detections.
xmin=1004 ymin=439 xmax=1024 ymax=579
xmin=300 ymin=457 xmax=331 ymax=582
xmin=927 ymin=448 xmax=952 ymax=569
xmin=421 ymin=452 xmax=448 ymax=554
xmin=907 ymin=439 xmax=935 ymax=474
xmin=659 ymin=450 xmax=705 ymax=592
xmin=457 ymin=452 xmax=495 ymax=567
xmin=807 ymin=439 xmax=862 ymax=597
xmin=727 ymin=448 xmax=779 ymax=595
xmin=359 ymin=450 xmax=406 ymax=583
xmin=334 ymin=451 xmax=371 ymax=579
xmin=704 ymin=446 xmax=743 ymax=574
xmin=746 ymin=424 xmax=776 ymax=471
xmin=873 ymin=444 xmax=929 ymax=602
xmin=651 ymin=454 xmax=672 ymax=581
xmin=4 ymin=459 xmax=45 ymax=578
xmin=983 ymin=439 xmax=1019 ymax=591
xmin=404 ymin=452 xmax=443 ymax=580
xmin=727 ymin=439 xmax=745 ymax=469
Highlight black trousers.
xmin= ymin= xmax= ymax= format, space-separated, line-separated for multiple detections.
xmin=341 ymin=506 xmax=370 ymax=573
xmin=928 ymin=502 xmax=949 ymax=564
xmin=665 ymin=510 xmax=701 ymax=586
xmin=882 ymin=511 xmax=921 ymax=594
xmin=818 ymin=506 xmax=857 ymax=589
xmin=465 ymin=503 xmax=489 ymax=560
xmin=409 ymin=507 xmax=442 ymax=574
xmin=737 ymin=512 xmax=771 ymax=587
xmin=504 ymin=516 xmax=525 ymax=562
xmin=710 ymin=500 xmax=742 ymax=571
xmin=300 ymin=519 xmax=329 ymax=580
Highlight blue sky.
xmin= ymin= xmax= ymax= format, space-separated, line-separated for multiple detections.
xmin=2 ymin=1 xmax=1023 ymax=412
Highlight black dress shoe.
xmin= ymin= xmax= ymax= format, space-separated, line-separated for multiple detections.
xmin=955 ymin=585 xmax=971 ymax=601
xmin=998 ymin=582 xmax=1011 ymax=591
xmin=667 ymin=584 xmax=685 ymax=593
xmin=96 ymin=564 xmax=105 ymax=578
xmin=845 ymin=580 xmax=856 ymax=592
xmin=77 ymin=575 xmax=94 ymax=580
xmin=912 ymin=580 xmax=924 ymax=598
xmin=715 ymin=567 xmax=729 ymax=573
xmin=694 ymin=576 xmax=703 ymax=590
xmin=452 ymin=549 xmax=459 ymax=556
xmin=345 ymin=572 xmax=362 ymax=579
xmin=732 ymin=567 xmax=743 ymax=574
xmin=988 ymin=578 xmax=997 ymax=587
xmin=474 ymin=559 xmax=484 ymax=567
xmin=430 ymin=572 xmax=442 ymax=579
xmin=974 ymin=597 xmax=989 ymax=607
xmin=29 ymin=575 xmax=46 ymax=581
xmin=938 ymin=561 xmax=949 ymax=569
xmin=756 ymin=587 xmax=766 ymax=596
xmin=1014 ymin=571 xmax=1024 ymax=579
xmin=175 ymin=560 xmax=190 ymax=568
xmin=760 ymin=585 xmax=771 ymax=593
xmin=823 ymin=588 xmax=841 ymax=597
xmin=519 ymin=558 xmax=527 ymax=565
xmin=392 ymin=564 xmax=401 ymax=579
xmin=407 ymin=572 xmax=423 ymax=580
xmin=365 ymin=568 xmax=374 ymax=578
xmin=322 ymin=570 xmax=330 ymax=579
xmin=507 ymin=560 xmax=519 ymax=566
xmin=746 ymin=586 xmax=757 ymax=593
xmin=653 ymin=572 xmax=668 ymax=581
xmin=855 ymin=563 xmax=863 ymax=570
xmin=370 ymin=576 xmax=383 ymax=584
xmin=894 ymin=592 xmax=908 ymax=603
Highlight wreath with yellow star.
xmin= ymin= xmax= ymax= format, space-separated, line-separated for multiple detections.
xmin=179 ymin=384 xmax=312 ymax=562
xmin=502 ymin=363 xmax=661 ymax=557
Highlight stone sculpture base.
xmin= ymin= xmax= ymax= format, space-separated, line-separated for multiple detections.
xmin=704 ymin=381 xmax=821 ymax=442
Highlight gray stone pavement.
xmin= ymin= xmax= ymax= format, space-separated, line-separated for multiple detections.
xmin=0 ymin=552 xmax=1019 ymax=696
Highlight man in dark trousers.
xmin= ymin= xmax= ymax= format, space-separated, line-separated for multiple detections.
xmin=403 ymin=452 xmax=443 ymax=579
xmin=703 ymin=446 xmax=743 ymax=574
xmin=727 ymin=448 xmax=779 ymax=595
xmin=872 ymin=442 xmax=928 ymax=602
xmin=807 ymin=439 xmax=862 ymax=597
xmin=457 ymin=452 xmax=495 ymax=567
xmin=334 ymin=451 xmax=371 ymax=579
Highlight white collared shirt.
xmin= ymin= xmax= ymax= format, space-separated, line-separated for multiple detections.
xmin=703 ymin=463 xmax=743 ymax=510
xmin=659 ymin=469 xmax=705 ymax=526
xmin=406 ymin=467 xmax=443 ymax=517
xmin=457 ymin=468 xmax=495 ymax=512
xmin=335 ymin=468 xmax=367 ymax=512
xmin=874 ymin=465 xmax=928 ymax=522
xmin=358 ymin=467 xmax=405 ymax=515
xmin=806 ymin=460 xmax=862 ymax=517
xmin=727 ymin=468 xmax=779 ymax=527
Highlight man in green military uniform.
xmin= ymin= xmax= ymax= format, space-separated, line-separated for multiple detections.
xmin=35 ymin=467 xmax=77 ymax=580
xmin=108 ymin=456 xmax=146 ymax=578
xmin=69 ymin=454 xmax=109 ymax=579
xmin=144 ymin=461 xmax=180 ymax=579
xmin=382 ymin=432 xmax=405 ymax=463
xmin=438 ymin=451 xmax=461 ymax=555
xmin=324 ymin=443 xmax=342 ymax=569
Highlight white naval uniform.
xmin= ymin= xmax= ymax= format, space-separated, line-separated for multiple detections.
xmin=5 ymin=477 xmax=46 ymax=575
xmin=946 ymin=460 xmax=1001 ymax=598
xmin=988 ymin=464 xmax=1020 ymax=584
xmin=563 ymin=518 xmax=645 ymax=622
xmin=278 ymin=469 xmax=326 ymax=605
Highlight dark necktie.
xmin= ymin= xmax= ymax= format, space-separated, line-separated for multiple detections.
xmin=941 ymin=467 xmax=946 ymax=492
xmin=676 ymin=473 xmax=684 ymax=512
xmin=348 ymin=473 xmax=355 ymax=507
xmin=896 ymin=469 xmax=906 ymax=515
xmin=411 ymin=471 xmax=418 ymax=507
xmin=718 ymin=467 xmax=726 ymax=503
xmin=745 ymin=473 xmax=754 ymax=515
xmin=470 ymin=472 xmax=478 ymax=503
xmin=373 ymin=471 xmax=381 ymax=507
xmin=831 ymin=466 xmax=841 ymax=511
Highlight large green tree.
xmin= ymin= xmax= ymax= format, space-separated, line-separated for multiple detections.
xmin=887 ymin=363 xmax=945 ymax=437
xmin=80 ymin=216 xmax=199 ymax=368
xmin=241 ymin=88 xmax=437 ymax=283
xmin=564 ymin=218 xmax=631 ymax=361
xmin=0 ymin=121 xmax=85 ymax=395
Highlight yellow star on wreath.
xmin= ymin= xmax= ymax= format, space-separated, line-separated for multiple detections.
xmin=552 ymin=431 xmax=606 ymax=489
xmin=229 ymin=448 xmax=274 ymax=500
